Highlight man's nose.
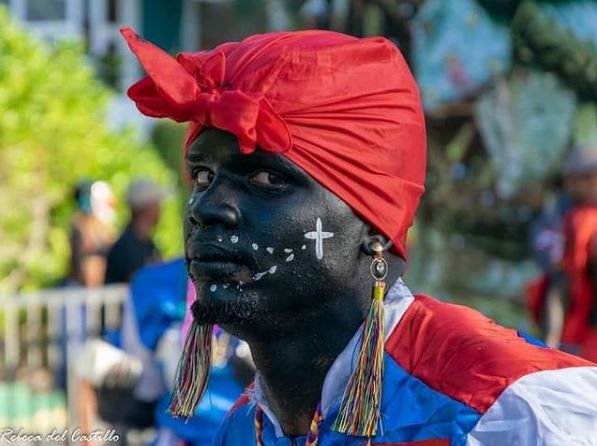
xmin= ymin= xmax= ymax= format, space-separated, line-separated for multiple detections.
xmin=188 ymin=185 xmax=241 ymax=229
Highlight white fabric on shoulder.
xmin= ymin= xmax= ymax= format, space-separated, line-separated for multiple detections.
xmin=466 ymin=366 xmax=597 ymax=446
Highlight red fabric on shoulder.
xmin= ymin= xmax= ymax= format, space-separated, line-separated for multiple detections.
xmin=561 ymin=206 xmax=597 ymax=344
xmin=385 ymin=295 xmax=593 ymax=414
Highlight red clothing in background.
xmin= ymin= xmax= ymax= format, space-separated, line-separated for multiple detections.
xmin=562 ymin=205 xmax=597 ymax=360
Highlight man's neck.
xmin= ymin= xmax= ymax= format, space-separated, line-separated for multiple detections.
xmin=247 ymin=299 xmax=366 ymax=436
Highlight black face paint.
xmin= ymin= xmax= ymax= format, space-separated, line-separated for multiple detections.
xmin=184 ymin=128 xmax=371 ymax=340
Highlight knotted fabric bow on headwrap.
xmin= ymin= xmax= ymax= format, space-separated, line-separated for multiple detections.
xmin=121 ymin=28 xmax=426 ymax=259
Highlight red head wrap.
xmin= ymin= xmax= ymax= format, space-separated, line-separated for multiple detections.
xmin=121 ymin=28 xmax=426 ymax=259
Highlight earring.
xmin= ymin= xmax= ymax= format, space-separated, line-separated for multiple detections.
xmin=333 ymin=241 xmax=387 ymax=437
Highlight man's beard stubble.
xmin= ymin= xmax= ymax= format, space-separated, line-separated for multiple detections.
xmin=190 ymin=286 xmax=268 ymax=326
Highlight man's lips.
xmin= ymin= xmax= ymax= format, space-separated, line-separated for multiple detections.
xmin=187 ymin=242 xmax=243 ymax=262
xmin=188 ymin=259 xmax=243 ymax=279
xmin=186 ymin=242 xmax=250 ymax=281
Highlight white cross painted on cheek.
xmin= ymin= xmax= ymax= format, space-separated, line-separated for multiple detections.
xmin=304 ymin=218 xmax=334 ymax=260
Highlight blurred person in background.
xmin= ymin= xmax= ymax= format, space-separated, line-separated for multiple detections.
xmin=63 ymin=180 xmax=116 ymax=437
xmin=526 ymin=177 xmax=572 ymax=343
xmin=543 ymin=147 xmax=597 ymax=361
xmin=66 ymin=180 xmax=115 ymax=287
xmin=104 ymin=179 xmax=165 ymax=284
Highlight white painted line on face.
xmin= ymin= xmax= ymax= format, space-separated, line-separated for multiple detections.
xmin=253 ymin=271 xmax=268 ymax=281
xmin=285 ymin=254 xmax=294 ymax=262
xmin=252 ymin=243 xmax=259 ymax=251
xmin=268 ymin=265 xmax=278 ymax=274
xmin=223 ymin=283 xmax=230 ymax=289
xmin=231 ymin=235 xmax=239 ymax=244
xmin=284 ymin=248 xmax=293 ymax=253
xmin=304 ymin=218 xmax=334 ymax=260
xmin=266 ymin=247 xmax=275 ymax=254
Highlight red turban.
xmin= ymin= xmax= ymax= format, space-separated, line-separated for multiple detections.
xmin=121 ymin=28 xmax=426 ymax=259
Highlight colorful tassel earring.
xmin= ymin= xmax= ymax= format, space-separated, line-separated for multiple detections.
xmin=332 ymin=241 xmax=387 ymax=437
xmin=168 ymin=317 xmax=213 ymax=418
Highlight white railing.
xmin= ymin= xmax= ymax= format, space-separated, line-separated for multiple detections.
xmin=0 ymin=285 xmax=127 ymax=434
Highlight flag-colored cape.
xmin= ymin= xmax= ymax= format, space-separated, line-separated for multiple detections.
xmin=214 ymin=281 xmax=597 ymax=445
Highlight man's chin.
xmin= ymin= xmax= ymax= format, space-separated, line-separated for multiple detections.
xmin=190 ymin=292 xmax=262 ymax=326
xmin=189 ymin=282 xmax=311 ymax=340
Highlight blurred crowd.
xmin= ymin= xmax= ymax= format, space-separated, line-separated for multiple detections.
xmin=62 ymin=178 xmax=253 ymax=446
xmin=65 ymin=178 xmax=164 ymax=289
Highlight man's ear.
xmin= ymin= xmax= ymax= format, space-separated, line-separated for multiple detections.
xmin=360 ymin=232 xmax=393 ymax=256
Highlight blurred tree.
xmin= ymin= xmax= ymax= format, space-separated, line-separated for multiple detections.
xmin=0 ymin=7 xmax=183 ymax=295
xmin=512 ymin=0 xmax=597 ymax=101
xmin=151 ymin=121 xmax=187 ymax=180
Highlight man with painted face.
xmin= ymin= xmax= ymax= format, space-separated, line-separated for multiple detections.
xmin=121 ymin=29 xmax=597 ymax=446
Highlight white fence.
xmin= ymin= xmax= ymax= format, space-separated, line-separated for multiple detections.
xmin=0 ymin=285 xmax=127 ymax=434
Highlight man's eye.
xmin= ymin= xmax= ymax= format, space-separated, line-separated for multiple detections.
xmin=249 ymin=171 xmax=287 ymax=188
xmin=193 ymin=169 xmax=213 ymax=189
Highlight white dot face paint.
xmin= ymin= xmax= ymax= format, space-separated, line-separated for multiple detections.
xmin=253 ymin=264 xmax=280 ymax=281
xmin=217 ymin=235 xmax=223 ymax=243
xmin=266 ymin=247 xmax=275 ymax=254
xmin=252 ymin=243 xmax=259 ymax=251
xmin=284 ymin=248 xmax=293 ymax=253
xmin=285 ymin=254 xmax=294 ymax=262
xmin=223 ymin=283 xmax=230 ymax=289
xmin=231 ymin=235 xmax=239 ymax=244
xmin=301 ymin=245 xmax=307 ymax=250
xmin=188 ymin=197 xmax=194 ymax=205
xmin=210 ymin=284 xmax=217 ymax=292
xmin=304 ymin=218 xmax=334 ymax=260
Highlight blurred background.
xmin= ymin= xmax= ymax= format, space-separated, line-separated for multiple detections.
xmin=0 ymin=0 xmax=595 ymax=444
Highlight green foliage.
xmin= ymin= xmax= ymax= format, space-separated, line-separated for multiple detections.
xmin=573 ymin=103 xmax=597 ymax=148
xmin=151 ymin=121 xmax=187 ymax=176
xmin=476 ymin=0 xmax=523 ymax=20
xmin=512 ymin=1 xmax=597 ymax=101
xmin=0 ymin=7 xmax=183 ymax=295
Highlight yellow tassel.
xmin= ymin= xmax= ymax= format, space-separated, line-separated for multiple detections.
xmin=332 ymin=279 xmax=385 ymax=436
xmin=168 ymin=320 xmax=213 ymax=418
